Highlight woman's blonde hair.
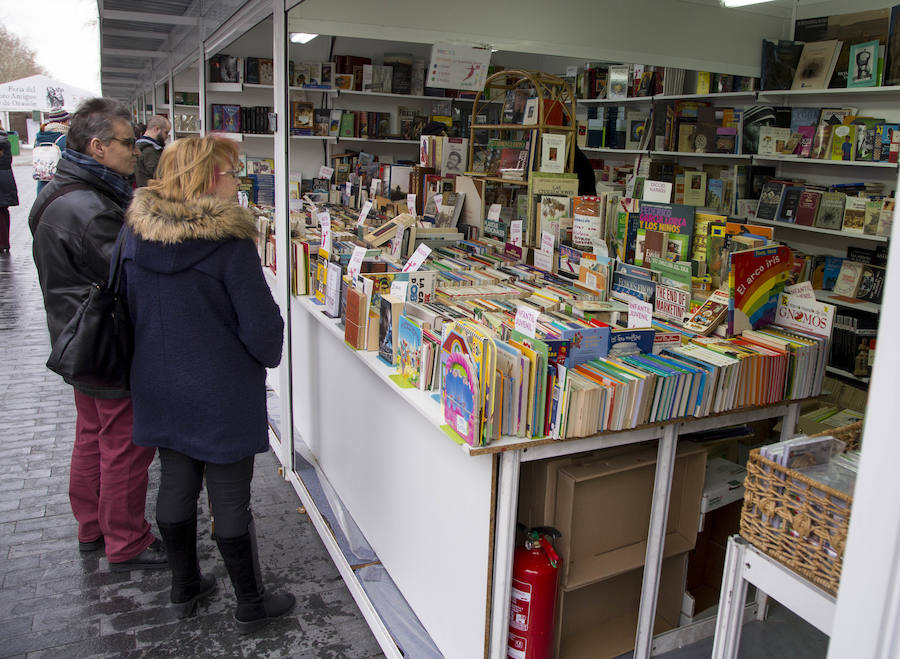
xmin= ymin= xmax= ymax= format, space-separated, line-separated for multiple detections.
xmin=147 ymin=135 xmax=240 ymax=201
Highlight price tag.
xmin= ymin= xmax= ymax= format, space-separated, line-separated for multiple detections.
xmin=318 ymin=165 xmax=334 ymax=180
xmin=515 ymin=305 xmax=540 ymax=339
xmin=566 ymin=65 xmax=578 ymax=78
xmin=628 ymin=300 xmax=654 ymax=328
xmin=390 ymin=280 xmax=409 ymax=300
xmin=390 ymin=224 xmax=404 ymax=259
xmin=370 ymin=178 xmax=381 ymax=197
xmin=402 ymin=244 xmax=432 ymax=273
xmin=318 ymin=211 xmax=332 ymax=256
xmin=357 ymin=200 xmax=373 ymax=225
xmin=345 ymin=181 xmax=352 ymax=196
xmin=487 ymin=203 xmax=502 ymax=221
xmin=347 ymin=245 xmax=366 ymax=281
xmin=433 ymin=193 xmax=443 ymax=213
xmin=407 ymin=193 xmax=417 ymax=215
xmin=592 ymin=238 xmax=609 ymax=258
xmin=510 ymin=220 xmax=523 ymax=247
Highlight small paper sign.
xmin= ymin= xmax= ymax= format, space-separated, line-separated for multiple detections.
xmin=515 ymin=305 xmax=540 ymax=339
xmin=407 ymin=193 xmax=417 ymax=215
xmin=510 ymin=220 xmax=523 ymax=247
xmin=318 ymin=211 xmax=332 ymax=256
xmin=785 ymin=281 xmax=815 ymax=299
xmin=628 ymin=300 xmax=654 ymax=328
xmin=357 ymin=200 xmax=373 ymax=225
xmin=541 ymin=230 xmax=555 ymax=252
xmin=433 ymin=193 xmax=443 ymax=213
xmin=347 ymin=246 xmax=366 ymax=281
xmin=642 ymin=180 xmax=673 ymax=203
xmin=402 ymin=244 xmax=432 ymax=273
xmin=534 ymin=248 xmax=553 ymax=272
xmin=345 ymin=181 xmax=352 ymax=196
xmin=318 ymin=165 xmax=334 ymax=180
xmin=390 ymin=224 xmax=404 ymax=259
xmin=566 ymin=66 xmax=578 ymax=78
xmin=390 ymin=280 xmax=409 ymax=300
xmin=487 ymin=203 xmax=502 ymax=221
xmin=370 ymin=178 xmax=381 ymax=197
xmin=592 ymin=238 xmax=609 ymax=258
xmin=585 ymin=272 xmax=598 ymax=290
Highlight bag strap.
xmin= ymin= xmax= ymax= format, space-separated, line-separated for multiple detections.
xmin=30 ymin=183 xmax=93 ymax=230
xmin=108 ymin=226 xmax=129 ymax=293
xmin=53 ymin=134 xmax=65 ymax=146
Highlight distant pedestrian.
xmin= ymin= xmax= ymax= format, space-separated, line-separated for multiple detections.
xmin=29 ymin=97 xmax=166 ymax=571
xmin=0 ymin=121 xmax=19 ymax=252
xmin=33 ymin=108 xmax=70 ymax=193
xmin=122 ymin=135 xmax=294 ymax=628
xmin=134 ymin=115 xmax=171 ymax=187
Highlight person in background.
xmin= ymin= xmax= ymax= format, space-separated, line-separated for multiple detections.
xmin=0 ymin=120 xmax=19 ymax=252
xmin=134 ymin=115 xmax=171 ymax=187
xmin=33 ymin=109 xmax=71 ymax=193
xmin=122 ymin=135 xmax=294 ymax=628
xmin=29 ymin=98 xmax=166 ymax=571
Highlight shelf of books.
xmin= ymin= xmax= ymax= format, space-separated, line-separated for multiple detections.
xmin=752 ymin=154 xmax=898 ymax=169
xmin=750 ymin=218 xmax=890 ymax=243
xmin=814 ymin=289 xmax=881 ymax=314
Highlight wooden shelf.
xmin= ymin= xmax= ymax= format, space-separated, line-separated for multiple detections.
xmin=825 ymin=365 xmax=870 ymax=384
xmin=750 ymin=217 xmax=890 ymax=243
xmin=814 ymin=289 xmax=881 ymax=314
xmin=753 ymin=154 xmax=898 ymax=169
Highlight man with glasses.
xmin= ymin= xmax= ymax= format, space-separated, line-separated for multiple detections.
xmin=29 ymin=97 xmax=167 ymax=572
xmin=134 ymin=115 xmax=171 ymax=187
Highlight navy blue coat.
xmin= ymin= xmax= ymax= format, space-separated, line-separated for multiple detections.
xmin=123 ymin=188 xmax=283 ymax=463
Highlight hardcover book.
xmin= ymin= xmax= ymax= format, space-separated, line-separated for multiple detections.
xmin=635 ymin=201 xmax=696 ymax=264
xmin=795 ymin=190 xmax=822 ymax=226
xmin=776 ymin=186 xmax=804 ymax=223
xmin=755 ymin=180 xmax=788 ymax=221
xmin=841 ymin=196 xmax=867 ymax=233
xmin=815 ymin=191 xmax=847 ymax=230
xmin=832 ymin=260 xmax=864 ymax=297
xmin=727 ymin=245 xmax=793 ymax=335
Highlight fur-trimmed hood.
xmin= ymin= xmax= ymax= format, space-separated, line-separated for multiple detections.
xmin=124 ymin=187 xmax=259 ymax=275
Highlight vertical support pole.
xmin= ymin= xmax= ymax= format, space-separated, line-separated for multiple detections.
xmin=712 ymin=536 xmax=750 ymax=659
xmin=779 ymin=402 xmax=801 ymax=442
xmin=273 ymin=0 xmax=293 ymax=472
xmin=168 ymin=65 xmax=176 ymax=143
xmin=634 ymin=423 xmax=680 ymax=659
xmin=489 ymin=449 xmax=521 ymax=658
xmin=198 ymin=43 xmax=207 ymax=137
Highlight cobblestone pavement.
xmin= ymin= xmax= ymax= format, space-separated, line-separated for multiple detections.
xmin=0 ymin=158 xmax=382 ymax=658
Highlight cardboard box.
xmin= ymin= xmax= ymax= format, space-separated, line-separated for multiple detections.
xmin=685 ymin=500 xmax=742 ymax=618
xmin=701 ymin=458 xmax=746 ymax=514
xmin=555 ymin=552 xmax=688 ymax=659
xmin=553 ymin=442 xmax=706 ymax=589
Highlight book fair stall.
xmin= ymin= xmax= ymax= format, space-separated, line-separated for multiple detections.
xmin=100 ymin=1 xmax=900 ymax=657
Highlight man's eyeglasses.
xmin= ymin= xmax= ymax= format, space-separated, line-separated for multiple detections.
xmin=217 ymin=170 xmax=241 ymax=179
xmin=109 ymin=137 xmax=137 ymax=148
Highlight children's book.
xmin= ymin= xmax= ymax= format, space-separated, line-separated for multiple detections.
xmin=396 ymin=315 xmax=423 ymax=388
xmin=728 ymin=244 xmax=793 ymax=335
xmin=635 ymin=201 xmax=695 ymax=264
xmin=683 ymin=289 xmax=730 ymax=335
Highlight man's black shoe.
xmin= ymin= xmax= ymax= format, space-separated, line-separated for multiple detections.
xmin=109 ymin=539 xmax=169 ymax=572
xmin=79 ymin=536 xmax=105 ymax=553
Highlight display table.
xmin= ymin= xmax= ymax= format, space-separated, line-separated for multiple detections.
xmin=286 ymin=296 xmax=806 ymax=659
xmin=711 ymin=536 xmax=836 ymax=658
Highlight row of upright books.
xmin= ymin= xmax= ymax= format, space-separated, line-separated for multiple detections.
xmin=210 ymin=104 xmax=273 ymax=134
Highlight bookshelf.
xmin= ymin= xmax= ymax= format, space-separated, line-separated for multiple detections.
xmin=814 ymin=289 xmax=881 ymax=315
xmin=752 ymin=154 xmax=898 ymax=169
xmin=750 ymin=218 xmax=890 ymax=243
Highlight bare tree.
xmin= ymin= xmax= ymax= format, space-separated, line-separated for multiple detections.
xmin=0 ymin=26 xmax=48 ymax=83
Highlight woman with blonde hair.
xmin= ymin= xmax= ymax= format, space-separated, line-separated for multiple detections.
xmin=121 ymin=135 xmax=294 ymax=630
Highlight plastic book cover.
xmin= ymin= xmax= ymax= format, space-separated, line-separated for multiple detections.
xmin=728 ymin=245 xmax=793 ymax=335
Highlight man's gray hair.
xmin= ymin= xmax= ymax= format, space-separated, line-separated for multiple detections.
xmin=146 ymin=114 xmax=170 ymax=133
xmin=67 ymin=97 xmax=132 ymax=153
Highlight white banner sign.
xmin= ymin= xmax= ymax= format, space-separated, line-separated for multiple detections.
xmin=427 ymin=43 xmax=492 ymax=91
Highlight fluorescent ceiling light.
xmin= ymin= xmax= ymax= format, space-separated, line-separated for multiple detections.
xmin=721 ymin=0 xmax=776 ymax=7
xmin=290 ymin=32 xmax=318 ymax=44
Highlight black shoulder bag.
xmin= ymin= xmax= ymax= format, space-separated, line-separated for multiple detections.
xmin=39 ymin=188 xmax=134 ymax=389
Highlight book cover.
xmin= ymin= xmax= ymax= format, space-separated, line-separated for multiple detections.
xmin=761 ymin=39 xmax=804 ymax=90
xmin=608 ymin=65 xmax=630 ymax=100
xmin=795 ymin=190 xmax=822 ymax=226
xmin=848 ymin=40 xmax=880 ymax=87
xmin=727 ymin=245 xmax=793 ymax=335
xmin=841 ymin=196 xmax=867 ymax=233
xmin=776 ymin=186 xmax=804 ymax=223
xmin=683 ymin=289 xmax=730 ymax=335
xmin=339 ymin=111 xmax=354 ymax=137
xmin=877 ymin=197 xmax=894 ymax=236
xmin=222 ymin=104 xmax=241 ymax=133
xmin=683 ymin=171 xmax=707 ymax=207
xmin=831 ymin=124 xmax=856 ymax=161
xmin=815 ymin=191 xmax=847 ymax=230
xmin=635 ymin=201 xmax=696 ymax=264
xmin=540 ymin=133 xmax=567 ymax=173
xmin=863 ymin=198 xmax=882 ymax=235
xmin=792 ymin=40 xmax=842 ymax=89
xmin=790 ymin=107 xmax=822 ymax=134
xmin=442 ymin=344 xmax=480 ymax=446
xmin=758 ymin=126 xmax=791 ymax=155
xmin=832 ymin=260 xmax=864 ymax=297
xmin=755 ymin=180 xmax=788 ymax=221
xmin=609 ymin=328 xmax=655 ymax=356
xmin=396 ymin=315 xmax=423 ymax=387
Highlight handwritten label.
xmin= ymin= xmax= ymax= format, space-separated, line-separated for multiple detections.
xmin=318 ymin=211 xmax=332 ymax=256
xmin=510 ymin=220 xmax=523 ymax=247
xmin=785 ymin=281 xmax=815 ymax=299
xmin=318 ymin=165 xmax=334 ymax=180
xmin=390 ymin=224 xmax=404 ymax=259
xmin=357 ymin=200 xmax=373 ymax=225
xmin=541 ymin=230 xmax=555 ymax=252
xmin=370 ymin=178 xmax=381 ymax=197
xmin=402 ymin=244 xmax=432 ymax=273
xmin=390 ymin=280 xmax=409 ymax=300
xmin=487 ymin=203 xmax=502 ymax=221
xmin=347 ymin=246 xmax=366 ymax=281
xmin=628 ymin=300 xmax=654 ymax=328
xmin=433 ymin=193 xmax=443 ymax=213
xmin=515 ymin=305 xmax=540 ymax=339
xmin=407 ymin=193 xmax=417 ymax=215
xmin=592 ymin=238 xmax=609 ymax=258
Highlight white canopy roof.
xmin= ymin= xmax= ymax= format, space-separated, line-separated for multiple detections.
xmin=0 ymin=75 xmax=95 ymax=112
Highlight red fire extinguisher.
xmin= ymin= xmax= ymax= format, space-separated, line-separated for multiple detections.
xmin=507 ymin=526 xmax=561 ymax=659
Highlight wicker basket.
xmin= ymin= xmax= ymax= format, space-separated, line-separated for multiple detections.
xmin=740 ymin=422 xmax=862 ymax=595
xmin=811 ymin=420 xmax=863 ymax=452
